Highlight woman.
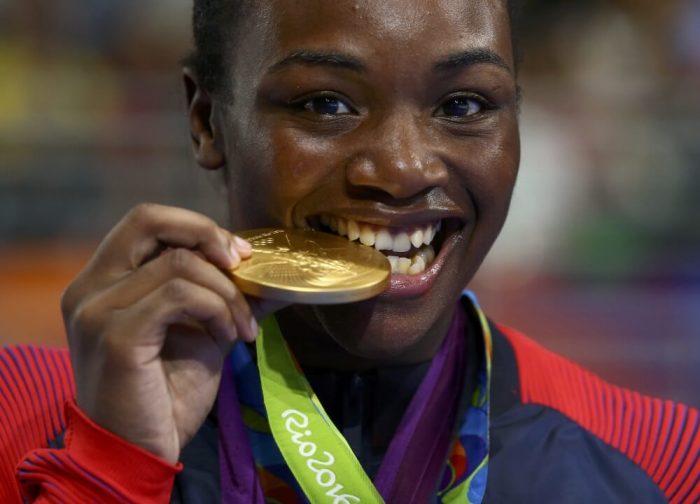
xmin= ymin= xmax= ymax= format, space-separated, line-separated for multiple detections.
xmin=1 ymin=0 xmax=697 ymax=502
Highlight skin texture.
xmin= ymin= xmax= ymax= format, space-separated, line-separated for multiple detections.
xmin=62 ymin=205 xmax=266 ymax=463
xmin=63 ymin=0 xmax=519 ymax=463
xmin=208 ymin=0 xmax=520 ymax=368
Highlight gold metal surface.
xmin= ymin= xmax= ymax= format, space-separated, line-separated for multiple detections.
xmin=231 ymin=228 xmax=390 ymax=304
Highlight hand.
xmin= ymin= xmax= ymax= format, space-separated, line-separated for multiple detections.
xmin=61 ymin=203 xmax=277 ymax=463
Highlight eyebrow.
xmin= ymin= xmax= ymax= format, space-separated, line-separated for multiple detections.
xmin=435 ymin=48 xmax=512 ymax=74
xmin=267 ymin=50 xmax=366 ymax=74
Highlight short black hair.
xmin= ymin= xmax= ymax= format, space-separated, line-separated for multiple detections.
xmin=185 ymin=0 xmax=246 ymax=94
xmin=186 ymin=0 xmax=520 ymax=94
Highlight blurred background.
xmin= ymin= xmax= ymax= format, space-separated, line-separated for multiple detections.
xmin=0 ymin=0 xmax=698 ymax=407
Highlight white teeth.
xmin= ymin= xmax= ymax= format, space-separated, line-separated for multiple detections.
xmin=375 ymin=229 xmax=393 ymax=251
xmin=359 ymin=225 xmax=376 ymax=246
xmin=423 ymin=224 xmax=433 ymax=245
xmin=348 ymin=220 xmax=360 ymax=241
xmin=388 ymin=255 xmax=399 ymax=271
xmin=408 ymin=255 xmax=426 ymax=275
xmin=410 ymin=229 xmax=424 ymax=249
xmin=386 ymin=244 xmax=435 ymax=275
xmin=392 ymin=232 xmax=411 ymax=253
xmin=397 ymin=257 xmax=411 ymax=274
xmin=319 ymin=215 xmax=442 ymax=269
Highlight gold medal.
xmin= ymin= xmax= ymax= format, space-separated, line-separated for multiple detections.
xmin=231 ymin=228 xmax=390 ymax=304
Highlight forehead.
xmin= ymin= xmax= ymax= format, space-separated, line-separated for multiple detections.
xmin=241 ymin=0 xmax=512 ymax=70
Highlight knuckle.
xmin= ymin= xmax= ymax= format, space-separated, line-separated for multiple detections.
xmin=201 ymin=218 xmax=223 ymax=243
xmin=189 ymin=212 xmax=223 ymax=242
xmin=71 ymin=301 xmax=104 ymax=336
xmin=200 ymin=214 xmax=218 ymax=231
xmin=204 ymin=291 xmax=226 ymax=314
xmin=168 ymin=248 xmax=195 ymax=275
xmin=207 ymin=295 xmax=230 ymax=325
xmin=60 ymin=267 xmax=94 ymax=318
xmin=164 ymin=278 xmax=191 ymax=303
xmin=127 ymin=202 xmax=158 ymax=228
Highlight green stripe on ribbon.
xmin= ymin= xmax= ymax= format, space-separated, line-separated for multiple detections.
xmin=257 ymin=317 xmax=385 ymax=503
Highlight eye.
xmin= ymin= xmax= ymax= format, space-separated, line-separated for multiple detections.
xmin=436 ymin=95 xmax=490 ymax=119
xmin=301 ymin=96 xmax=353 ymax=116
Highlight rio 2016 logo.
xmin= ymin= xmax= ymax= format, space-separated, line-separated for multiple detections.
xmin=282 ymin=409 xmax=362 ymax=503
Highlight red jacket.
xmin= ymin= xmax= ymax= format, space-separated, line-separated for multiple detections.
xmin=1 ymin=325 xmax=698 ymax=503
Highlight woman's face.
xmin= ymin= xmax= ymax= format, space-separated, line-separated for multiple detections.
xmin=214 ymin=0 xmax=519 ymax=362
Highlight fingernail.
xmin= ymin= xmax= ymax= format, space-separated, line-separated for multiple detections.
xmin=232 ymin=235 xmax=252 ymax=252
xmin=229 ymin=243 xmax=240 ymax=267
xmin=250 ymin=318 xmax=259 ymax=340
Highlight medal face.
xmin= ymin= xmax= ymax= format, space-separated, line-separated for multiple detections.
xmin=232 ymin=228 xmax=390 ymax=303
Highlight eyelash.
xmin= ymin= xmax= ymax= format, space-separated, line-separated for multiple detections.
xmin=435 ymin=93 xmax=496 ymax=120
xmin=290 ymin=93 xmax=356 ymax=116
xmin=288 ymin=91 xmax=496 ymax=120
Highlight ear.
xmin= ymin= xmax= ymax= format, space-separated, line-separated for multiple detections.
xmin=183 ymin=68 xmax=225 ymax=170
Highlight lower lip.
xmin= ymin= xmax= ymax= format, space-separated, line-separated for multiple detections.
xmin=383 ymin=231 xmax=460 ymax=299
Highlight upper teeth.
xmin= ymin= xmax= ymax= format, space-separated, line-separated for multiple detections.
xmin=313 ymin=215 xmax=442 ymax=275
xmin=321 ymin=215 xmax=441 ymax=254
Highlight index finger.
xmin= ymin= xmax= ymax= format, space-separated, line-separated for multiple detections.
xmin=94 ymin=203 xmax=247 ymax=274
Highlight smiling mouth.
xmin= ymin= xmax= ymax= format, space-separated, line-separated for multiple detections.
xmin=306 ymin=214 xmax=459 ymax=275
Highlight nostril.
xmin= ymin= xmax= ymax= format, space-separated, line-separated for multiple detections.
xmin=345 ymin=152 xmax=448 ymax=201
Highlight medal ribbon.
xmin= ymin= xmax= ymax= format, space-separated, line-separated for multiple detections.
xmin=256 ymin=316 xmax=384 ymax=503
xmin=218 ymin=292 xmax=492 ymax=503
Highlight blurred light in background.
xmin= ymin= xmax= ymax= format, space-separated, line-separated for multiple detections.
xmin=0 ymin=0 xmax=698 ymax=407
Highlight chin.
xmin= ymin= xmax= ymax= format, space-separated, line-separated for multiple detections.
xmin=311 ymin=276 xmax=464 ymax=364
xmin=277 ymin=214 xmax=496 ymax=367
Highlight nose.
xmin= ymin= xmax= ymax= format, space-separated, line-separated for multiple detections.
xmin=345 ymin=113 xmax=448 ymax=200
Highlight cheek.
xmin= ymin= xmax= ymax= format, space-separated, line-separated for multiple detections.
xmin=464 ymin=125 xmax=520 ymax=215
xmin=225 ymin=120 xmax=282 ymax=229
xmin=267 ymin=130 xmax=340 ymax=218
xmin=449 ymin=123 xmax=519 ymax=259
xmin=227 ymin=123 xmax=338 ymax=228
